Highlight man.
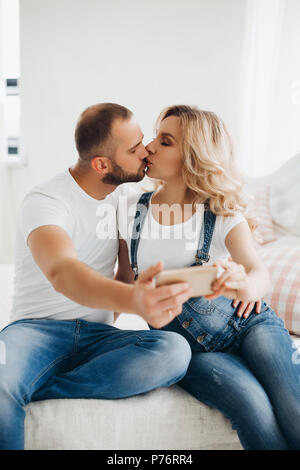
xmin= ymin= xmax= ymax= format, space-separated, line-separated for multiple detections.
xmin=0 ymin=103 xmax=193 ymax=450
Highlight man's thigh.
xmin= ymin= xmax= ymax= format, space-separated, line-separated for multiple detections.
xmin=31 ymin=325 xmax=191 ymax=400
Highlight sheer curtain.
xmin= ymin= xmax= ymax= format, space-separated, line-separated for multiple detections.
xmin=239 ymin=0 xmax=287 ymax=177
xmin=269 ymin=0 xmax=300 ymax=167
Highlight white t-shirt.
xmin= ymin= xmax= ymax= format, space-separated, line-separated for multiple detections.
xmin=10 ymin=169 xmax=137 ymax=324
xmin=118 ymin=192 xmax=247 ymax=272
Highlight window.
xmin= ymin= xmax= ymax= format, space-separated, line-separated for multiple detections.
xmin=1 ymin=0 xmax=23 ymax=166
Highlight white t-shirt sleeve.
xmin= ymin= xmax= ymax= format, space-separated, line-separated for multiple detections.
xmin=216 ymin=212 xmax=247 ymax=252
xmin=20 ymin=192 xmax=72 ymax=244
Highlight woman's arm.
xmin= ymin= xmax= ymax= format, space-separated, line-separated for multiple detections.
xmin=225 ymin=221 xmax=271 ymax=296
xmin=115 ymin=237 xmax=135 ymax=284
xmin=113 ymin=236 xmax=135 ymax=322
xmin=206 ymin=221 xmax=271 ymax=302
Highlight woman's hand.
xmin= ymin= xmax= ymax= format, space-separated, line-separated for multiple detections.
xmin=204 ymin=258 xmax=262 ymax=318
xmin=232 ymin=298 xmax=262 ymax=319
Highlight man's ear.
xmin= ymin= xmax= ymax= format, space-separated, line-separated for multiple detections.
xmin=91 ymin=156 xmax=110 ymax=175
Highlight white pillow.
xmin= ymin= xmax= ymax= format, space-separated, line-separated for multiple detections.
xmin=246 ymin=186 xmax=277 ymax=245
xmin=258 ymin=237 xmax=300 ymax=336
xmin=269 ymin=154 xmax=300 ymax=236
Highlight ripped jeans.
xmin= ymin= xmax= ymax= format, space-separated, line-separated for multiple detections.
xmin=151 ymin=296 xmax=300 ymax=450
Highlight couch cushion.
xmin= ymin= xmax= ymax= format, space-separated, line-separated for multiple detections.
xmin=258 ymin=236 xmax=300 ymax=335
xmin=24 ymin=385 xmax=242 ymax=450
xmin=269 ymin=153 xmax=300 ymax=237
xmin=245 ymin=153 xmax=300 ymax=239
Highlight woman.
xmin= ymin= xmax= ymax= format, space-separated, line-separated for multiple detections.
xmin=116 ymin=105 xmax=300 ymax=450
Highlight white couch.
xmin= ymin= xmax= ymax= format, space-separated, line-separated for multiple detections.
xmin=1 ymin=154 xmax=299 ymax=450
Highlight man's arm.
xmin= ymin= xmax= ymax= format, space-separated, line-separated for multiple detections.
xmin=27 ymin=225 xmax=192 ymax=328
xmin=28 ymin=225 xmax=136 ymax=312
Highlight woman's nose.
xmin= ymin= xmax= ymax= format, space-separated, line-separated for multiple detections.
xmin=146 ymin=141 xmax=155 ymax=155
xmin=140 ymin=145 xmax=149 ymax=160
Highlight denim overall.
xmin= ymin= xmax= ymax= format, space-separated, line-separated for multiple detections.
xmin=130 ymin=191 xmax=274 ymax=354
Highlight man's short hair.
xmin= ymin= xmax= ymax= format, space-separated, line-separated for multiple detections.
xmin=75 ymin=103 xmax=133 ymax=167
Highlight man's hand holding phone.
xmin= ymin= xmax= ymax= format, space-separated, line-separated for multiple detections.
xmin=132 ymin=261 xmax=193 ymax=329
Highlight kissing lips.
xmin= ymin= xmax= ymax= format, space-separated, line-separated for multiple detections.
xmin=143 ymin=158 xmax=153 ymax=173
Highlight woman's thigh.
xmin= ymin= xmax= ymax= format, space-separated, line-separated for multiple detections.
xmin=178 ymin=351 xmax=289 ymax=450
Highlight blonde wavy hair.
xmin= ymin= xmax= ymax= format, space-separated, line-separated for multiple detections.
xmin=150 ymin=105 xmax=257 ymax=232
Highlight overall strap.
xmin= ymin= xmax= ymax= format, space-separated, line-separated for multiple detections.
xmin=130 ymin=191 xmax=154 ymax=280
xmin=191 ymin=201 xmax=216 ymax=266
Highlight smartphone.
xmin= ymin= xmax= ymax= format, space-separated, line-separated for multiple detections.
xmin=154 ymin=265 xmax=222 ymax=297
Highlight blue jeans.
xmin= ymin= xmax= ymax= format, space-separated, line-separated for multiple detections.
xmin=159 ymin=305 xmax=300 ymax=450
xmin=0 ymin=318 xmax=192 ymax=450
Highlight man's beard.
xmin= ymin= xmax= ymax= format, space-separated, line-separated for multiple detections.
xmin=102 ymin=159 xmax=146 ymax=185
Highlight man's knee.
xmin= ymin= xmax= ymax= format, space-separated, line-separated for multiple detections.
xmin=151 ymin=330 xmax=192 ymax=379
xmin=107 ymin=331 xmax=191 ymax=396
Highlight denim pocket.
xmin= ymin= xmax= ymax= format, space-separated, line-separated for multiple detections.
xmin=210 ymin=296 xmax=237 ymax=318
xmin=185 ymin=296 xmax=215 ymax=315
xmin=259 ymin=300 xmax=271 ymax=313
